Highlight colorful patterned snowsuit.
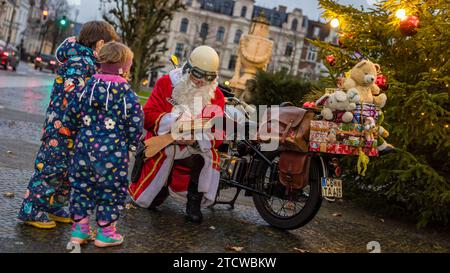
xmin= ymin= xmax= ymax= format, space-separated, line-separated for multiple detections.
xmin=64 ymin=74 xmax=143 ymax=223
xmin=18 ymin=37 xmax=97 ymax=221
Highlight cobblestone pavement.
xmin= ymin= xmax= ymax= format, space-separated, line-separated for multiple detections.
xmin=0 ymin=66 xmax=449 ymax=253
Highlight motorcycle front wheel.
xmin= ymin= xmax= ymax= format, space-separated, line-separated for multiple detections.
xmin=252 ymin=151 xmax=324 ymax=230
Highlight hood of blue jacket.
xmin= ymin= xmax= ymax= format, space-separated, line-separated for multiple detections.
xmin=55 ymin=37 xmax=95 ymax=64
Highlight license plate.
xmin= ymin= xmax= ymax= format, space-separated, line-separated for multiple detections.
xmin=321 ymin=177 xmax=343 ymax=199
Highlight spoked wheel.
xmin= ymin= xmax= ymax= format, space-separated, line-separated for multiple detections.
xmin=252 ymin=151 xmax=324 ymax=230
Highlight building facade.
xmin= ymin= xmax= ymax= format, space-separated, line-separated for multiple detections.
xmin=153 ymin=0 xmax=337 ymax=84
xmin=298 ymin=18 xmax=338 ymax=81
xmin=0 ymin=0 xmax=31 ymax=49
xmin=1 ymin=0 xmax=81 ymax=57
xmin=20 ymin=0 xmax=52 ymax=56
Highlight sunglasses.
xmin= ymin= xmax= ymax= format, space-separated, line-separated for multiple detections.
xmin=183 ymin=61 xmax=218 ymax=82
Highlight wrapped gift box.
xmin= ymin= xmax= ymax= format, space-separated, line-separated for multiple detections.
xmin=353 ymin=103 xmax=379 ymax=124
xmin=309 ymin=120 xmax=379 ymax=157
xmin=331 ymin=103 xmax=379 ymax=124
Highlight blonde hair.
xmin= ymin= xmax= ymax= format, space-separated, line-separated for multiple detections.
xmin=98 ymin=41 xmax=134 ymax=65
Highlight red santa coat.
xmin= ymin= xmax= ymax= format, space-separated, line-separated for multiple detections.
xmin=129 ymin=70 xmax=225 ymax=208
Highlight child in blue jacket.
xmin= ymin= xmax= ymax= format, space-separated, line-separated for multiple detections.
xmin=18 ymin=21 xmax=119 ymax=229
xmin=64 ymin=42 xmax=143 ymax=247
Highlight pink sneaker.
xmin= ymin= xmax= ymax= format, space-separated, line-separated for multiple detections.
xmin=70 ymin=217 xmax=93 ymax=245
xmin=94 ymin=222 xmax=124 ymax=248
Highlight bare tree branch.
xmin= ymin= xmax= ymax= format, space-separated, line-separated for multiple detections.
xmin=100 ymin=0 xmax=185 ymax=89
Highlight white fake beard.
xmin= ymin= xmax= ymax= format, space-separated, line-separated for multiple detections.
xmin=172 ymin=73 xmax=217 ymax=117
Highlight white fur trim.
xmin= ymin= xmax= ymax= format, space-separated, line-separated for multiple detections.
xmin=157 ymin=112 xmax=178 ymax=135
xmin=132 ymin=146 xmax=175 ymax=208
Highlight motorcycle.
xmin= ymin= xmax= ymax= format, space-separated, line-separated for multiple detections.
xmin=211 ymin=86 xmax=342 ymax=230
xmin=136 ymin=56 xmax=343 ymax=230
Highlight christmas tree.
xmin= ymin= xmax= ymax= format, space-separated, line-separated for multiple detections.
xmin=310 ymin=0 xmax=450 ymax=226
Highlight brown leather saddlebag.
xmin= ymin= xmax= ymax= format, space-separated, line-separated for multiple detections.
xmin=279 ymin=151 xmax=311 ymax=190
xmin=260 ymin=106 xmax=315 ymax=152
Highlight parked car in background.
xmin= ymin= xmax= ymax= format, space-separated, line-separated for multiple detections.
xmin=0 ymin=40 xmax=20 ymax=71
xmin=34 ymin=53 xmax=59 ymax=73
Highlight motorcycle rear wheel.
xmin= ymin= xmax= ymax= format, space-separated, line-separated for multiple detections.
xmin=252 ymin=151 xmax=323 ymax=230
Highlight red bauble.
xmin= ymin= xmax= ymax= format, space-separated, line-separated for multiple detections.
xmin=375 ymin=74 xmax=389 ymax=91
xmin=399 ymin=15 xmax=420 ymax=36
xmin=303 ymin=102 xmax=316 ymax=108
xmin=326 ymin=55 xmax=336 ymax=66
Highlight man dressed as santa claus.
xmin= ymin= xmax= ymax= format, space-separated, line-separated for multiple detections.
xmin=129 ymin=46 xmax=225 ymax=223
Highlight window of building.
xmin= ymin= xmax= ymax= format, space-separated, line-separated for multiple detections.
xmin=185 ymin=0 xmax=192 ymax=6
xmin=175 ymin=43 xmax=184 ymax=59
xmin=216 ymin=26 xmax=225 ymax=42
xmin=241 ymin=6 xmax=247 ymax=18
xmin=313 ymin=26 xmax=320 ymax=37
xmin=272 ymin=13 xmax=280 ymax=26
xmin=291 ymin=19 xmax=298 ymax=31
xmin=228 ymin=55 xmax=237 ymax=70
xmin=204 ymin=0 xmax=214 ymax=9
xmin=223 ymin=1 xmax=233 ymax=15
xmin=307 ymin=45 xmax=317 ymax=62
xmin=234 ymin=29 xmax=242 ymax=44
xmin=200 ymin=23 xmax=209 ymax=39
xmin=285 ymin=42 xmax=293 ymax=57
xmin=180 ymin=18 xmax=189 ymax=33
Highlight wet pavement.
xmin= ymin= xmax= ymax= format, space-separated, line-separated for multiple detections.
xmin=1 ymin=64 xmax=450 ymax=253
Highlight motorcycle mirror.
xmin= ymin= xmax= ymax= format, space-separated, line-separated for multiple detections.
xmin=170 ymin=55 xmax=180 ymax=68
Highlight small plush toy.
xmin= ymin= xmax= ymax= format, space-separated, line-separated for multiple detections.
xmin=344 ymin=60 xmax=387 ymax=108
xmin=378 ymin=126 xmax=389 ymax=138
xmin=316 ymin=90 xmax=356 ymax=123
xmin=373 ymin=111 xmax=394 ymax=153
xmin=327 ymin=125 xmax=338 ymax=143
xmin=364 ymin=117 xmax=376 ymax=142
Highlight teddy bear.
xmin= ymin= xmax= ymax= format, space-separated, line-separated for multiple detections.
xmin=316 ymin=90 xmax=357 ymax=123
xmin=317 ymin=90 xmax=357 ymax=123
xmin=344 ymin=60 xmax=387 ymax=109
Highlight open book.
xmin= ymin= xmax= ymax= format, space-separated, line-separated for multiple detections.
xmin=144 ymin=117 xmax=217 ymax=159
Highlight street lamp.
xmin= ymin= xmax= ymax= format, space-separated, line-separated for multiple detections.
xmin=42 ymin=10 xmax=49 ymax=20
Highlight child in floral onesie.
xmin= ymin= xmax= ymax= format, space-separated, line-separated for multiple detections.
xmin=63 ymin=42 xmax=143 ymax=247
xmin=18 ymin=21 xmax=119 ymax=229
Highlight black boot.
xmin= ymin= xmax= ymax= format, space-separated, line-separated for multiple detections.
xmin=185 ymin=192 xmax=203 ymax=224
xmin=174 ymin=155 xmax=205 ymax=224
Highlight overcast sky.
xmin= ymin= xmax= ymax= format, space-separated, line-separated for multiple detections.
xmin=69 ymin=0 xmax=373 ymax=23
